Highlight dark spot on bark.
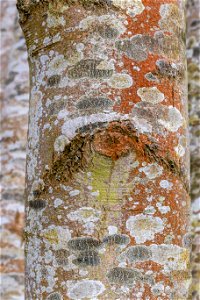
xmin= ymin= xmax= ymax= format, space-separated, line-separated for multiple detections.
xmin=47 ymin=135 xmax=93 ymax=182
xmin=116 ymin=35 xmax=154 ymax=62
xmin=68 ymin=59 xmax=113 ymax=79
xmin=107 ymin=267 xmax=142 ymax=285
xmin=67 ymin=237 xmax=102 ymax=251
xmin=190 ymin=19 xmax=200 ymax=29
xmin=76 ymin=97 xmax=113 ymax=113
xmin=97 ymin=25 xmax=119 ymax=39
xmin=32 ymin=190 xmax=41 ymax=197
xmin=103 ymin=234 xmax=130 ymax=245
xmin=29 ymin=199 xmax=46 ymax=209
xmin=122 ymin=245 xmax=152 ymax=262
xmin=48 ymin=75 xmax=61 ymax=86
xmin=193 ymin=47 xmax=200 ymax=58
xmin=77 ymin=121 xmax=108 ymax=134
xmin=73 ymin=250 xmax=101 ymax=266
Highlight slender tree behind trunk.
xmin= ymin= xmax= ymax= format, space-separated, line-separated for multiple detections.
xmin=1 ymin=1 xmax=28 ymax=298
xmin=186 ymin=0 xmax=200 ymax=299
xmin=17 ymin=1 xmax=191 ymax=299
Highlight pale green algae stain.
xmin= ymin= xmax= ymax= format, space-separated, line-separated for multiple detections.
xmin=87 ymin=153 xmax=118 ymax=205
xmin=86 ymin=152 xmax=136 ymax=205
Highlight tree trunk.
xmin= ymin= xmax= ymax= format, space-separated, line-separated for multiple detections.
xmin=17 ymin=1 xmax=191 ymax=299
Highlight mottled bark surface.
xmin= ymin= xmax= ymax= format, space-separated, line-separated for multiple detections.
xmin=186 ymin=0 xmax=200 ymax=299
xmin=14 ymin=0 xmax=190 ymax=299
xmin=17 ymin=0 xmax=191 ymax=299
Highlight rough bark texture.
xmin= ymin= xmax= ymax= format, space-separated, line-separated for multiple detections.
xmin=15 ymin=0 xmax=190 ymax=299
xmin=186 ymin=0 xmax=200 ymax=299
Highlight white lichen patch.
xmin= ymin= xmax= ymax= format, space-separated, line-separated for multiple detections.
xmin=159 ymin=180 xmax=173 ymax=189
xmin=54 ymin=198 xmax=63 ymax=208
xmin=151 ymin=283 xmax=165 ymax=296
xmin=96 ymin=59 xmax=115 ymax=71
xmin=150 ymin=244 xmax=190 ymax=272
xmin=47 ymin=55 xmax=68 ymax=76
xmin=126 ymin=214 xmax=164 ymax=243
xmin=139 ymin=163 xmax=163 ymax=179
xmin=156 ymin=203 xmax=170 ymax=214
xmin=79 ymin=14 xmax=126 ymax=37
xmin=131 ymin=115 xmax=152 ymax=133
xmin=67 ymin=50 xmax=83 ymax=66
xmin=112 ymin=0 xmax=145 ymax=18
xmin=159 ymin=3 xmax=185 ymax=33
xmin=108 ymin=73 xmax=133 ymax=89
xmin=26 ymin=237 xmax=43 ymax=295
xmin=69 ymin=190 xmax=80 ymax=197
xmin=43 ymin=33 xmax=61 ymax=46
xmin=31 ymin=179 xmax=45 ymax=194
xmin=143 ymin=205 xmax=156 ymax=215
xmin=27 ymin=89 xmax=43 ymax=180
xmin=127 ymin=1 xmax=145 ymax=17
xmin=158 ymin=106 xmax=183 ymax=132
xmin=44 ymin=250 xmax=54 ymax=264
xmin=67 ymin=280 xmax=105 ymax=299
xmin=54 ymin=135 xmax=70 ymax=152
xmin=137 ymin=87 xmax=164 ymax=104
xmin=43 ymin=265 xmax=57 ymax=293
xmin=47 ymin=13 xmax=66 ymax=28
xmin=174 ymin=143 xmax=185 ymax=157
xmin=61 ymin=112 xmax=129 ymax=140
xmin=43 ymin=226 xmax=71 ymax=250
xmin=76 ymin=43 xmax=85 ymax=52
xmin=67 ymin=207 xmax=101 ymax=234
xmin=67 ymin=207 xmax=100 ymax=223
xmin=108 ymin=225 xmax=118 ymax=234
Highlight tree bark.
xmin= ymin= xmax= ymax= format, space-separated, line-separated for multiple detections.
xmin=17 ymin=1 xmax=191 ymax=299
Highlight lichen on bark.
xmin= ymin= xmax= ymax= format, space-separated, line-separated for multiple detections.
xmin=17 ymin=0 xmax=191 ymax=299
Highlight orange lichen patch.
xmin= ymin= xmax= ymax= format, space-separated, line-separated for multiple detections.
xmin=120 ymin=57 xmax=181 ymax=112
xmin=123 ymin=0 xmax=179 ymax=37
xmin=93 ymin=128 xmax=135 ymax=159
xmin=93 ymin=122 xmax=154 ymax=160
